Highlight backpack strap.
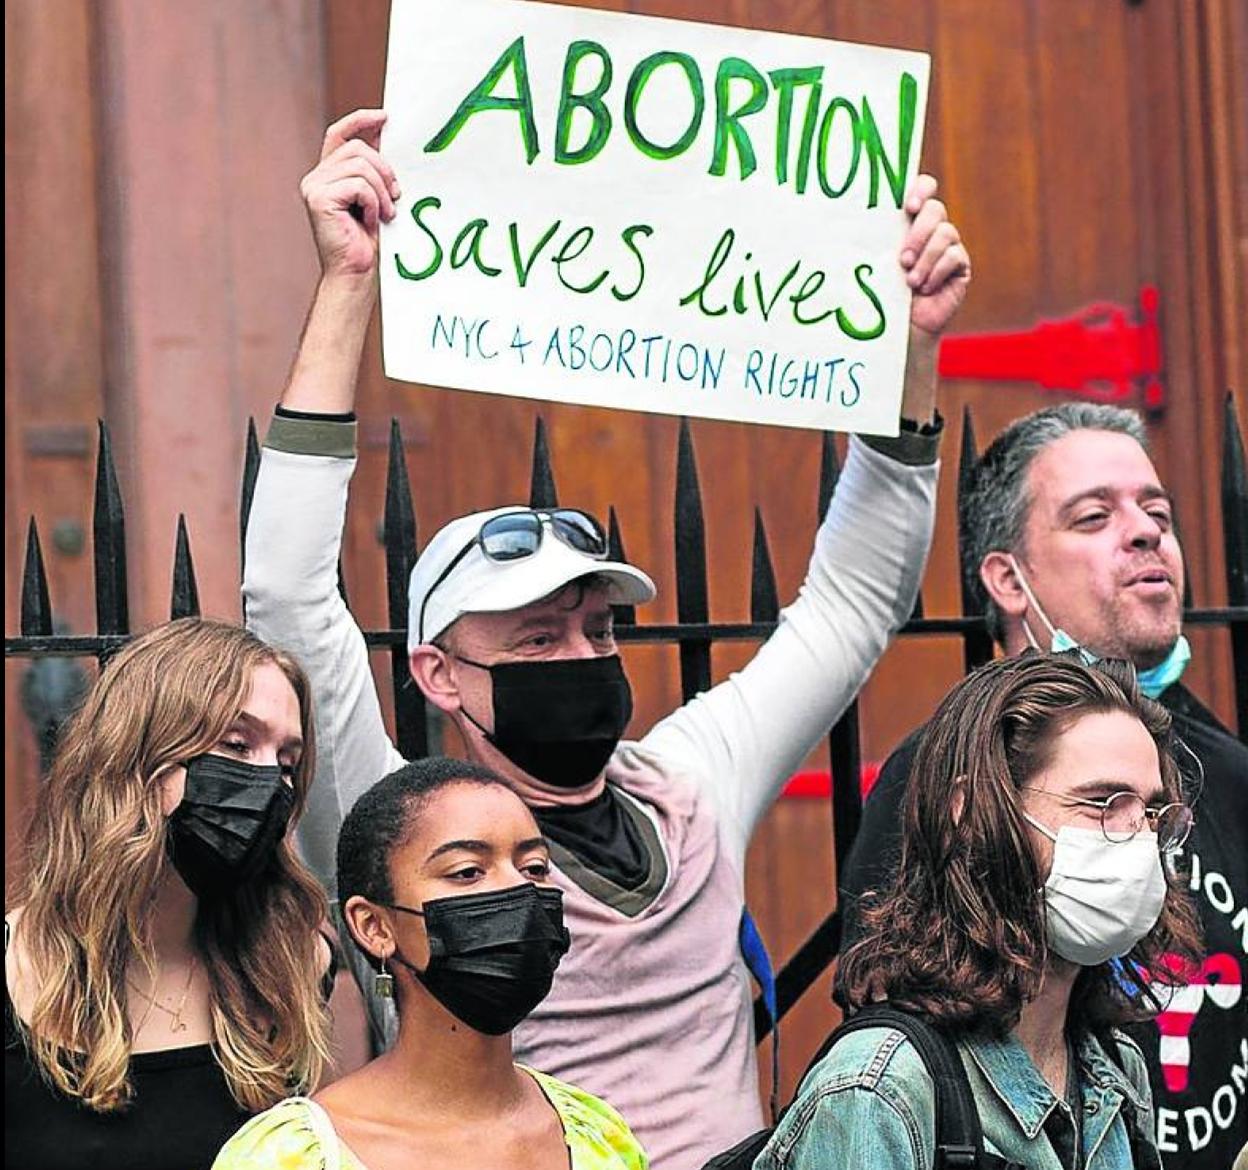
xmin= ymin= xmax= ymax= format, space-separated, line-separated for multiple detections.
xmin=836 ymin=1005 xmax=986 ymax=1170
xmin=840 ymin=1006 xmax=981 ymax=1168
xmin=744 ymin=1003 xmax=1023 ymax=1170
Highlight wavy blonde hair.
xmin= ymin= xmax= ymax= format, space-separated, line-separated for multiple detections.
xmin=9 ymin=618 xmax=330 ymax=1113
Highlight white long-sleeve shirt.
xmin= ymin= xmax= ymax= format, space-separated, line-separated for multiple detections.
xmin=244 ymin=415 xmax=939 ymax=1169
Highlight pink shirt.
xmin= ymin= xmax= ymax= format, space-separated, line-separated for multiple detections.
xmin=515 ymin=747 xmax=759 ymax=1168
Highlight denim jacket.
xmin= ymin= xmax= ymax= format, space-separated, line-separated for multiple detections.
xmin=753 ymin=1024 xmax=1159 ymax=1170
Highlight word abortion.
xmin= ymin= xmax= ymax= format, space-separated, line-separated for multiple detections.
xmin=426 ymin=36 xmax=919 ymax=209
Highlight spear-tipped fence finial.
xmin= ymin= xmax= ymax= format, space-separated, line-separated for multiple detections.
xmin=385 ymin=419 xmax=427 ymax=759
xmin=240 ymin=417 xmax=261 ymax=573
xmin=170 ymin=515 xmax=201 ymax=619
xmin=20 ymin=518 xmax=53 ymax=637
xmin=529 ymin=417 xmax=559 ymax=509
xmin=674 ymin=419 xmax=711 ymax=701
xmin=607 ymin=506 xmax=636 ymax=627
xmin=818 ymin=432 xmax=840 ymax=524
xmin=956 ymin=407 xmax=994 ymax=670
xmin=750 ymin=508 xmax=779 ymax=624
xmin=93 ymin=420 xmax=129 ymax=641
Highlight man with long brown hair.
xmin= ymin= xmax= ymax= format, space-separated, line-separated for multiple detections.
xmin=760 ymin=653 xmax=1202 ymax=1170
xmin=841 ymin=404 xmax=1248 ymax=1169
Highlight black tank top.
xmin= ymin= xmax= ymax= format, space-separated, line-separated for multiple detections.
xmin=4 ymin=980 xmax=251 ymax=1170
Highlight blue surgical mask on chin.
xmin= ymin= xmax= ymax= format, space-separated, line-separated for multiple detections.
xmin=1133 ymin=635 xmax=1191 ymax=699
xmin=1009 ymin=557 xmax=1190 ymax=699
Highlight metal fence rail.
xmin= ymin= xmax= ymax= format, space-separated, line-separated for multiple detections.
xmin=8 ymin=396 xmax=1248 ymax=1041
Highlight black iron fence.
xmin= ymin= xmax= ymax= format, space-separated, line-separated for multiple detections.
xmin=7 ymin=396 xmax=1247 ymax=1040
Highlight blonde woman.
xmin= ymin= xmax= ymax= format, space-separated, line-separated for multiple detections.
xmin=5 ymin=618 xmax=332 ymax=1170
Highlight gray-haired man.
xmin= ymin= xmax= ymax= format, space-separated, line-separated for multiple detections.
xmin=840 ymin=403 xmax=1248 ymax=1170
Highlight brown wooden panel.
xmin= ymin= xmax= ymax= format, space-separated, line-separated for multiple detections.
xmin=4 ymin=0 xmax=107 ymax=885
xmin=1030 ymin=0 xmax=1138 ymax=308
xmin=1125 ymin=0 xmax=1236 ymax=719
xmin=1191 ymin=0 xmax=1248 ymax=715
xmin=92 ymin=1 xmax=326 ymax=628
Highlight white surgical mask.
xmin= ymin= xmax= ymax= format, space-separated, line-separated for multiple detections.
xmin=1023 ymin=813 xmax=1167 ymax=966
xmin=1008 ymin=556 xmax=1190 ymax=699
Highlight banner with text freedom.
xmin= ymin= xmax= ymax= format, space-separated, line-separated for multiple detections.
xmin=380 ymin=0 xmax=930 ymax=434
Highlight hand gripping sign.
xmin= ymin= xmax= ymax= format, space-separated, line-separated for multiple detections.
xmin=380 ymin=0 xmax=930 ymax=436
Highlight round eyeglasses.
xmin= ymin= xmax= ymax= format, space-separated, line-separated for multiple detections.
xmin=1020 ymin=787 xmax=1194 ymax=853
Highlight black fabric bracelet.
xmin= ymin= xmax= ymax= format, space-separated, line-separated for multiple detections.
xmin=898 ymin=410 xmax=944 ymax=437
xmin=275 ymin=404 xmax=357 ymax=424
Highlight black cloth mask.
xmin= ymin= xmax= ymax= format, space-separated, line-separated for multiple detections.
xmin=456 ymin=654 xmax=633 ymax=789
xmin=166 ymin=754 xmax=294 ymax=900
xmin=388 ymin=883 xmax=571 ymax=1035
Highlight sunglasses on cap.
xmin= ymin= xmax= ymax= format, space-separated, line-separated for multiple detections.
xmin=418 ymin=509 xmax=609 ymax=642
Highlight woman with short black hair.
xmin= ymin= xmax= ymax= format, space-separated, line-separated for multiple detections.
xmin=214 ymin=756 xmax=646 ymax=1170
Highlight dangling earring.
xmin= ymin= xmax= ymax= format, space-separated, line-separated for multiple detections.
xmin=374 ymin=953 xmax=395 ymax=999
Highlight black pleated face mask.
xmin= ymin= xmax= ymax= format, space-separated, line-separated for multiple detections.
xmin=388 ymin=883 xmax=571 ymax=1035
xmin=165 ymin=754 xmax=295 ymax=900
xmin=456 ymin=654 xmax=634 ymax=789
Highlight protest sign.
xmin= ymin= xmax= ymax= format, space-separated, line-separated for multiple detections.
xmin=380 ymin=0 xmax=929 ymax=434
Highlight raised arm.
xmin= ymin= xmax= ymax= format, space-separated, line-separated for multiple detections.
xmin=243 ymin=111 xmax=404 ymax=896
xmin=286 ymin=107 xmax=398 ymax=414
xmin=639 ymin=179 xmax=970 ymax=863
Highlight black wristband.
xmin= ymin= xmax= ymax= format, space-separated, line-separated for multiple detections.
xmin=898 ymin=410 xmax=944 ymax=437
xmin=275 ymin=404 xmax=357 ymax=423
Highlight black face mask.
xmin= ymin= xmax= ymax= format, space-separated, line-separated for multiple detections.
xmin=456 ymin=655 xmax=633 ymax=789
xmin=388 ymin=884 xmax=571 ymax=1035
xmin=166 ymin=754 xmax=295 ymax=900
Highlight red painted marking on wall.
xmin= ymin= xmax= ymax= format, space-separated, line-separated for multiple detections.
xmin=782 ymin=762 xmax=882 ymax=800
xmin=938 ymin=286 xmax=1164 ymax=411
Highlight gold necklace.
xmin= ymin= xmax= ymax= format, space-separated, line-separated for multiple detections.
xmin=128 ymin=958 xmax=197 ymax=1035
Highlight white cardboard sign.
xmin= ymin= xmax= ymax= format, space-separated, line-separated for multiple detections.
xmin=380 ymin=0 xmax=929 ymax=434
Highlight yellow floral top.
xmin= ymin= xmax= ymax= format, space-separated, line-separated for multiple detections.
xmin=211 ymin=1067 xmax=647 ymax=1170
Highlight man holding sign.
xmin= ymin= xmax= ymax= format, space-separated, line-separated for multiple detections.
xmin=246 ymin=42 xmax=966 ymax=1170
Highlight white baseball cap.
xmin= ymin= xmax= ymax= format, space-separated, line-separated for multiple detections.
xmin=407 ymin=505 xmax=656 ymax=650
